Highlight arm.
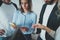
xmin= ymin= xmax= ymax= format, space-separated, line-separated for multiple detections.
xmin=12 ymin=10 xmax=18 ymax=24
xmin=6 ymin=10 xmax=19 ymax=36
xmin=32 ymin=14 xmax=37 ymax=24
xmin=43 ymin=26 xmax=55 ymax=38
xmin=32 ymin=13 xmax=37 ymax=33
xmin=32 ymin=24 xmax=56 ymax=38
xmin=11 ymin=10 xmax=19 ymax=29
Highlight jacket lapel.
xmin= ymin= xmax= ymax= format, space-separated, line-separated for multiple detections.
xmin=47 ymin=2 xmax=58 ymax=31
xmin=39 ymin=4 xmax=47 ymax=24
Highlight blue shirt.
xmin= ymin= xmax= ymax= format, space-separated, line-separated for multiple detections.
xmin=12 ymin=10 xmax=37 ymax=34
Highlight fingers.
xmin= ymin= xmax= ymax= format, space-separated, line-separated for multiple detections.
xmin=0 ymin=29 xmax=5 ymax=35
xmin=20 ymin=27 xmax=29 ymax=32
xmin=10 ymin=23 xmax=17 ymax=29
xmin=32 ymin=24 xmax=43 ymax=29
xmin=32 ymin=24 xmax=39 ymax=28
xmin=0 ymin=32 xmax=4 ymax=35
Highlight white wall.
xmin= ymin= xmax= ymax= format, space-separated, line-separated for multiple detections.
xmin=32 ymin=0 xmax=44 ymax=23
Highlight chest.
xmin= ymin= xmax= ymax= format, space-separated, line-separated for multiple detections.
xmin=1 ymin=3 xmax=16 ymax=15
xmin=16 ymin=14 xmax=33 ymax=25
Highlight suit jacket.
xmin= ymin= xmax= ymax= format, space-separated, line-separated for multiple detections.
xmin=37 ymin=2 xmax=59 ymax=40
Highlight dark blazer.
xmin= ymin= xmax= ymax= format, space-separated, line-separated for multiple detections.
xmin=37 ymin=2 xmax=59 ymax=40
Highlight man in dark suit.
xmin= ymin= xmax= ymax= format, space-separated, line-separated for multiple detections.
xmin=33 ymin=0 xmax=59 ymax=40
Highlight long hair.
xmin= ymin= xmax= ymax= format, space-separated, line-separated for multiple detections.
xmin=19 ymin=0 xmax=32 ymax=13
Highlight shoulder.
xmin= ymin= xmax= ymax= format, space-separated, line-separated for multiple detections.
xmin=15 ymin=10 xmax=22 ymax=14
xmin=11 ymin=2 xmax=18 ymax=10
xmin=11 ymin=2 xmax=16 ymax=5
xmin=30 ymin=11 xmax=37 ymax=16
xmin=29 ymin=12 xmax=37 ymax=19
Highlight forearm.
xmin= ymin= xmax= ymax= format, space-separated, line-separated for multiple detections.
xmin=6 ymin=26 xmax=16 ymax=37
xmin=48 ymin=30 xmax=55 ymax=38
xmin=43 ymin=26 xmax=55 ymax=38
xmin=44 ymin=26 xmax=52 ymax=33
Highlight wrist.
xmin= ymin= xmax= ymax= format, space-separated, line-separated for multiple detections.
xmin=41 ymin=25 xmax=45 ymax=30
xmin=44 ymin=26 xmax=52 ymax=33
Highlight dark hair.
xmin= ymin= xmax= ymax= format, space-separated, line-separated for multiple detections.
xmin=45 ymin=0 xmax=55 ymax=4
xmin=19 ymin=0 xmax=32 ymax=12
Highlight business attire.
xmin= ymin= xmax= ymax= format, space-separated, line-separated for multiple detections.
xmin=12 ymin=10 xmax=37 ymax=40
xmin=37 ymin=2 xmax=59 ymax=40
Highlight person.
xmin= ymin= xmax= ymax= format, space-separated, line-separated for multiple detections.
xmin=0 ymin=0 xmax=18 ymax=40
xmin=0 ymin=0 xmax=18 ymax=10
xmin=10 ymin=0 xmax=37 ymax=40
xmin=32 ymin=10 xmax=60 ymax=40
xmin=32 ymin=22 xmax=60 ymax=40
xmin=0 ymin=0 xmax=18 ymax=24
xmin=34 ymin=0 xmax=59 ymax=40
xmin=34 ymin=1 xmax=60 ymax=40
